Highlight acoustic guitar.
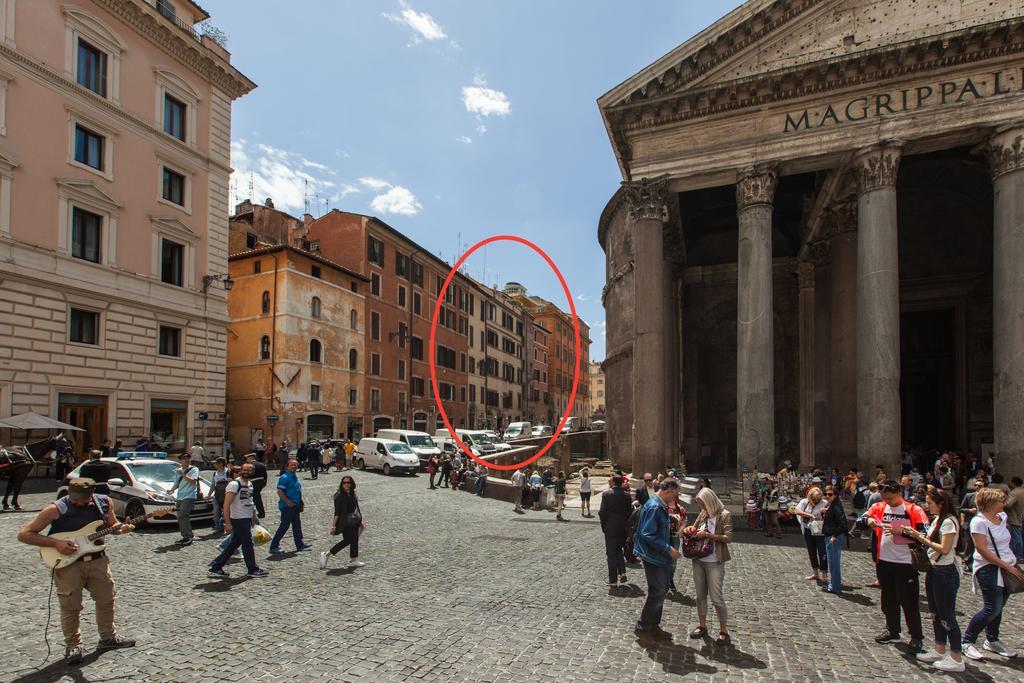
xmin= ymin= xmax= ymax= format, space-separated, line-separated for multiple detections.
xmin=39 ymin=507 xmax=173 ymax=569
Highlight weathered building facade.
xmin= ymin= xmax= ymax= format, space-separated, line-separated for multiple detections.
xmin=0 ymin=0 xmax=253 ymax=457
xmin=599 ymin=0 xmax=1024 ymax=477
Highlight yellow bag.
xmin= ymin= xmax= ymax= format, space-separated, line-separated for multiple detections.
xmin=253 ymin=524 xmax=272 ymax=547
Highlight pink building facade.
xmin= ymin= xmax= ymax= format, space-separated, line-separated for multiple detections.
xmin=0 ymin=0 xmax=254 ymax=457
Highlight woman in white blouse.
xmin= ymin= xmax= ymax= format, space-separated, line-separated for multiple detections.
xmin=794 ymin=487 xmax=828 ymax=583
xmin=960 ymin=487 xmax=1024 ymax=661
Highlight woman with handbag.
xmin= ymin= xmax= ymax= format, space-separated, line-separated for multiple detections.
xmin=820 ymin=486 xmax=847 ymax=595
xmin=795 ymin=487 xmax=828 ymax=583
xmin=320 ymin=475 xmax=365 ymax=569
xmin=761 ymin=479 xmax=782 ymax=538
xmin=960 ymin=487 xmax=1024 ymax=661
xmin=684 ymin=487 xmax=733 ymax=645
xmin=902 ymin=489 xmax=965 ymax=672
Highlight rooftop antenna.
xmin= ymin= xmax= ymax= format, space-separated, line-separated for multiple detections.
xmin=248 ymin=173 xmax=254 ymax=203
xmin=303 ymin=179 xmax=310 ymax=216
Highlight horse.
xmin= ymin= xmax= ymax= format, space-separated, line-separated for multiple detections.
xmin=0 ymin=434 xmax=68 ymax=510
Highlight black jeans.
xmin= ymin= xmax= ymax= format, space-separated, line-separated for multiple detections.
xmin=252 ymin=484 xmax=266 ymax=518
xmin=210 ymin=517 xmax=258 ymax=573
xmin=440 ymin=469 xmax=451 ymax=487
xmin=604 ymin=534 xmax=626 ymax=583
xmin=329 ymin=525 xmax=359 ymax=558
xmin=802 ymin=529 xmax=828 ymax=572
xmin=637 ymin=560 xmax=671 ymax=630
xmin=925 ymin=564 xmax=961 ymax=652
xmin=877 ymin=560 xmax=923 ymax=639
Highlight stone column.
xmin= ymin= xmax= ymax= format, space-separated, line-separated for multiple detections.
xmin=988 ymin=127 xmax=1024 ymax=475
xmin=736 ymin=166 xmax=778 ymax=473
xmin=828 ymin=201 xmax=858 ymax=470
xmin=625 ymin=177 xmax=670 ymax=477
xmin=854 ymin=144 xmax=902 ymax=479
xmin=798 ymin=261 xmax=815 ymax=469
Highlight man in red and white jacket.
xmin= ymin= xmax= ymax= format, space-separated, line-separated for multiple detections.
xmin=864 ymin=479 xmax=930 ymax=652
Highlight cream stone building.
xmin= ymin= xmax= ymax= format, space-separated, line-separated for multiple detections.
xmin=0 ymin=0 xmax=254 ymax=457
xmin=599 ymin=0 xmax=1024 ymax=477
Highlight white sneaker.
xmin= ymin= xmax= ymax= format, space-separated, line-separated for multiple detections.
xmin=933 ymin=654 xmax=965 ymax=672
xmin=319 ymin=551 xmax=329 ymax=570
xmin=916 ymin=649 xmax=944 ymax=663
xmin=983 ymin=639 xmax=1016 ymax=658
xmin=348 ymin=559 xmax=365 ymax=568
xmin=962 ymin=643 xmax=985 ymax=660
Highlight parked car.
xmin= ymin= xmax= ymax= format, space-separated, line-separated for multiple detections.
xmin=58 ymin=456 xmax=214 ymax=526
xmin=503 ymin=422 xmax=533 ymax=442
xmin=353 ymin=438 xmax=420 ymax=475
xmin=591 ymin=420 xmax=606 ymax=429
xmin=434 ymin=429 xmax=499 ymax=457
xmin=377 ymin=429 xmax=441 ymax=469
xmin=560 ymin=416 xmax=582 ymax=434
xmin=531 ymin=425 xmax=554 ymax=438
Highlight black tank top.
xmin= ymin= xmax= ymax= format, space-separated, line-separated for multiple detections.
xmin=49 ymin=495 xmax=108 ymax=535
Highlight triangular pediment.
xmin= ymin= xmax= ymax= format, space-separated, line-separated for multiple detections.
xmin=601 ymin=0 xmax=1023 ymax=108
xmin=55 ymin=178 xmax=122 ymax=208
xmin=150 ymin=215 xmax=198 ymax=239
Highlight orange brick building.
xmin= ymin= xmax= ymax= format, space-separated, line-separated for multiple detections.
xmin=305 ymin=210 xmax=470 ymax=434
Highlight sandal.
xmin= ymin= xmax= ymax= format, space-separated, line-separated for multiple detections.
xmin=716 ymin=632 xmax=731 ymax=645
xmin=689 ymin=626 xmax=708 ymax=639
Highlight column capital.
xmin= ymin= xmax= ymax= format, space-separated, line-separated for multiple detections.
xmin=735 ymin=164 xmax=778 ymax=211
xmin=808 ymin=239 xmax=831 ymax=267
xmin=853 ymin=143 xmax=903 ymax=193
xmin=826 ymin=199 xmax=858 ymax=236
xmin=986 ymin=126 xmax=1024 ymax=180
xmin=797 ymin=261 xmax=815 ymax=289
xmin=622 ymin=175 xmax=670 ymax=223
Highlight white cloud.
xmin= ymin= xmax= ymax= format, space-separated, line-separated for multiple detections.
xmin=462 ymin=85 xmax=511 ymax=117
xmin=456 ymin=135 xmax=472 ymax=144
xmin=576 ymin=293 xmax=590 ymax=302
xmin=370 ymin=185 xmax=422 ymax=216
xmin=302 ymin=159 xmax=330 ymax=172
xmin=384 ymin=1 xmax=447 ymax=44
xmin=230 ymin=138 xmax=335 ymax=214
xmin=358 ymin=176 xmax=392 ymax=191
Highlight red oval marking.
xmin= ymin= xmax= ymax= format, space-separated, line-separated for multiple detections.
xmin=429 ymin=235 xmax=582 ymax=471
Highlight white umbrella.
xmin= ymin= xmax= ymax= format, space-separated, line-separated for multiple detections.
xmin=0 ymin=411 xmax=84 ymax=431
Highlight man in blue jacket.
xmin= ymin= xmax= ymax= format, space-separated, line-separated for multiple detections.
xmin=633 ymin=478 xmax=682 ymax=640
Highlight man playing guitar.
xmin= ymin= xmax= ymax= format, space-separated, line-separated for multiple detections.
xmin=17 ymin=477 xmax=136 ymax=665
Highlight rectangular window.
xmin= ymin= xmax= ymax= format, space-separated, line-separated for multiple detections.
xmin=367 ymin=236 xmax=384 ymax=267
xmin=164 ymin=94 xmax=186 ymax=141
xmin=371 ymin=389 xmax=381 ymax=412
xmin=74 ymin=125 xmax=104 ymax=171
xmin=411 ymin=336 xmax=423 ymax=361
xmin=310 ymin=384 xmax=322 ymax=402
xmin=412 ymin=377 xmax=425 ymax=397
xmin=69 ymin=308 xmax=99 ymax=345
xmin=398 ymin=359 xmax=406 ymax=381
xmin=469 ymin=384 xmax=476 ymax=402
xmin=76 ymin=39 xmax=107 ymax=97
xmin=411 ymin=261 xmax=424 ymax=286
xmin=460 ymin=352 xmax=466 ymax=372
xmin=349 ymin=388 xmax=358 ymax=406
xmin=436 ymin=345 xmax=457 ymax=370
xmin=398 ymin=322 xmax=407 ymax=349
xmin=162 ymin=167 xmax=185 ymax=206
xmin=371 ymin=311 xmax=380 ymax=341
xmin=398 ymin=392 xmax=407 ymax=414
xmin=397 ymin=285 xmax=407 ymax=308
xmin=253 ymin=261 xmax=262 ymax=274
xmin=395 ymin=253 xmax=409 ymax=278
xmin=158 ymin=325 xmax=181 ymax=357
xmin=413 ymin=292 xmax=421 ymax=316
xmin=370 ymin=353 xmax=381 ymax=376
xmin=311 ymin=265 xmax=322 ymax=279
xmin=160 ymin=239 xmax=184 ymax=286
xmin=246 ymin=233 xmax=257 ymax=249
xmin=371 ymin=273 xmax=380 ymax=296
xmin=461 ymin=385 xmax=467 ymax=402
xmin=71 ymin=207 xmax=102 ymax=263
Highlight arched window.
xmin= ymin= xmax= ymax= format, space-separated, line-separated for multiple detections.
xmin=309 ymin=338 xmax=322 ymax=363
xmin=350 ymin=309 xmax=358 ymax=330
xmin=261 ymin=291 xmax=270 ymax=314
xmin=311 ymin=296 xmax=321 ymax=319
xmin=349 ymin=348 xmax=358 ymax=370
xmin=259 ymin=335 xmax=270 ymax=360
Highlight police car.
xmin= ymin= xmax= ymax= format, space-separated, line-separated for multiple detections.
xmin=57 ymin=454 xmax=215 ymax=526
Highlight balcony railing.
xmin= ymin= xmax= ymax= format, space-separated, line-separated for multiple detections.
xmin=149 ymin=0 xmax=202 ymax=43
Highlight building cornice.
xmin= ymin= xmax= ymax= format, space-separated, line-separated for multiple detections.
xmin=94 ymin=0 xmax=255 ymax=100
xmin=605 ymin=19 xmax=1024 ymax=167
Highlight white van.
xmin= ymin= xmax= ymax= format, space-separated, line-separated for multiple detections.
xmin=503 ymin=422 xmax=533 ymax=442
xmin=354 ymin=438 xmax=420 ymax=475
xmin=560 ymin=416 xmax=582 ymax=434
xmin=377 ymin=429 xmax=441 ymax=469
xmin=434 ymin=429 xmax=498 ymax=456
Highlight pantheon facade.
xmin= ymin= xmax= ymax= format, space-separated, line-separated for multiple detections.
xmin=598 ymin=0 xmax=1024 ymax=478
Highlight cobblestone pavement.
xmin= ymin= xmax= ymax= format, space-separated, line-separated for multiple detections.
xmin=2 ymin=470 xmax=1023 ymax=682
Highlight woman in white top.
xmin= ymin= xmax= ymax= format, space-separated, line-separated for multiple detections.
xmin=794 ymin=487 xmax=828 ymax=583
xmin=903 ymin=489 xmax=965 ymax=672
xmin=579 ymin=468 xmax=592 ymax=517
xmin=960 ymin=487 xmax=1024 ymax=661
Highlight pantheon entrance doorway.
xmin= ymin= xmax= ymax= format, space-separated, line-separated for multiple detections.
xmin=900 ymin=309 xmax=957 ymax=454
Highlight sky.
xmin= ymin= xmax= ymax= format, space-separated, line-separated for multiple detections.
xmin=203 ymin=0 xmax=747 ymax=361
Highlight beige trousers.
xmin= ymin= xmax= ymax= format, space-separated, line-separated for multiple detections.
xmin=54 ymin=554 xmax=116 ymax=646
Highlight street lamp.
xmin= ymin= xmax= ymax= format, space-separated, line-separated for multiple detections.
xmin=202 ymin=273 xmax=234 ymax=292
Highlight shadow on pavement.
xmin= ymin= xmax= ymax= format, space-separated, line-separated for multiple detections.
xmin=7 ymin=647 xmax=122 ymax=683
xmin=697 ymin=640 xmax=768 ymax=669
xmin=830 ymin=590 xmax=874 ymax=606
xmin=608 ymin=584 xmax=644 ymax=598
xmin=326 ymin=566 xmax=356 ymax=576
xmin=194 ymin=577 xmax=250 ymax=592
xmin=667 ymin=591 xmax=696 ymax=607
xmin=637 ymin=640 xmax=719 ymax=676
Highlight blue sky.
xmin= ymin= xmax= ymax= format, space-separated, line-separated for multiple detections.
xmin=205 ymin=0 xmax=746 ymax=360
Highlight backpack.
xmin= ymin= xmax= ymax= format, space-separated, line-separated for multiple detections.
xmin=853 ymin=487 xmax=867 ymax=509
xmin=625 ymin=505 xmax=643 ymax=544
xmin=214 ymin=476 xmax=230 ymax=502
